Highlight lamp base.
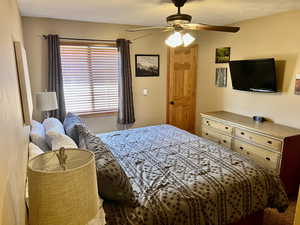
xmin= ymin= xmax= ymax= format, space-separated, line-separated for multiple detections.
xmin=42 ymin=111 xmax=50 ymax=120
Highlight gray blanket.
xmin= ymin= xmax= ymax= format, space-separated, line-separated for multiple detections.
xmin=98 ymin=125 xmax=288 ymax=225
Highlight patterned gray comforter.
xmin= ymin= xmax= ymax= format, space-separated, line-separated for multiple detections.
xmin=98 ymin=125 xmax=288 ymax=225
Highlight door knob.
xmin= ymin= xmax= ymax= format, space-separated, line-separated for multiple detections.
xmin=170 ymin=101 xmax=175 ymax=105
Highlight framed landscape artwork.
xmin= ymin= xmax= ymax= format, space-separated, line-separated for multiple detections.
xmin=215 ymin=47 xmax=231 ymax=63
xmin=14 ymin=41 xmax=33 ymax=125
xmin=135 ymin=54 xmax=159 ymax=77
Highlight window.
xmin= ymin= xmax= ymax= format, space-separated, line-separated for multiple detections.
xmin=60 ymin=42 xmax=119 ymax=115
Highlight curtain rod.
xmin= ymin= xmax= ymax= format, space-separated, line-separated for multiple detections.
xmin=42 ymin=35 xmax=132 ymax=43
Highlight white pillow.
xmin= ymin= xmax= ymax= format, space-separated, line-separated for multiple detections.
xmin=30 ymin=120 xmax=49 ymax=151
xmin=43 ymin=118 xmax=65 ymax=134
xmin=28 ymin=142 xmax=44 ymax=160
xmin=26 ymin=143 xmax=45 ymax=202
xmin=43 ymin=118 xmax=65 ymax=146
xmin=47 ymin=131 xmax=78 ymax=150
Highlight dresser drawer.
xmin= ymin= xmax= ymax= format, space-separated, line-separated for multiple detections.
xmin=202 ymin=118 xmax=233 ymax=135
xmin=202 ymin=127 xmax=232 ymax=148
xmin=233 ymin=140 xmax=280 ymax=170
xmin=235 ymin=128 xmax=282 ymax=151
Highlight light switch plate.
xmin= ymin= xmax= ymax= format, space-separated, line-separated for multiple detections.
xmin=143 ymin=89 xmax=148 ymax=96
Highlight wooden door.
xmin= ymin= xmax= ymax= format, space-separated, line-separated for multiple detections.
xmin=167 ymin=45 xmax=198 ymax=133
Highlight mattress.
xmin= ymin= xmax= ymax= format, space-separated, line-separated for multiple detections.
xmin=97 ymin=124 xmax=288 ymax=225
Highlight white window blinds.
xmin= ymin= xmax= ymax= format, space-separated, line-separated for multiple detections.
xmin=60 ymin=43 xmax=119 ymax=115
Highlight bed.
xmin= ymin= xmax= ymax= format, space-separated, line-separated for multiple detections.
xmin=97 ymin=124 xmax=288 ymax=225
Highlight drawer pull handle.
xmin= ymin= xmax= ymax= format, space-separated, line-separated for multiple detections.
xmin=267 ymin=141 xmax=272 ymax=144
xmin=240 ymin=132 xmax=245 ymax=135
xmin=223 ymin=140 xmax=227 ymax=143
xmin=239 ymin=147 xmax=244 ymax=150
xmin=206 ymin=121 xmax=210 ymax=124
xmin=225 ymin=127 xmax=229 ymax=130
xmin=205 ymin=133 xmax=208 ymax=136
xmin=265 ymin=157 xmax=271 ymax=161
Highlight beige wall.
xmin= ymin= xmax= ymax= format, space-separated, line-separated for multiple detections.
xmin=195 ymin=10 xmax=300 ymax=134
xmin=0 ymin=0 xmax=29 ymax=224
xmin=23 ymin=10 xmax=300 ymax=136
xmin=22 ymin=17 xmax=168 ymax=133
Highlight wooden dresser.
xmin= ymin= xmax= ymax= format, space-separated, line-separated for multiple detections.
xmin=200 ymin=111 xmax=300 ymax=196
xmin=294 ymin=188 xmax=300 ymax=225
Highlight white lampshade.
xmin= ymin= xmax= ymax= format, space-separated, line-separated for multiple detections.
xmin=36 ymin=92 xmax=58 ymax=111
xmin=27 ymin=149 xmax=99 ymax=225
xmin=182 ymin=33 xmax=195 ymax=47
xmin=165 ymin=32 xmax=195 ymax=48
xmin=165 ymin=32 xmax=183 ymax=48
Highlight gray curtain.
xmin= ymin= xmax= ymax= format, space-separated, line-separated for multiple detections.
xmin=116 ymin=39 xmax=135 ymax=125
xmin=47 ymin=34 xmax=66 ymax=121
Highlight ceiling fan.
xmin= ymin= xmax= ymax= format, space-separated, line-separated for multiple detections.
xmin=126 ymin=0 xmax=240 ymax=47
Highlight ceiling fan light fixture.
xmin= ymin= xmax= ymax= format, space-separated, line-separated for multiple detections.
xmin=182 ymin=33 xmax=195 ymax=47
xmin=165 ymin=32 xmax=183 ymax=48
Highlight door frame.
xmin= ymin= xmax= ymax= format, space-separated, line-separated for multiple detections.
xmin=166 ymin=44 xmax=198 ymax=127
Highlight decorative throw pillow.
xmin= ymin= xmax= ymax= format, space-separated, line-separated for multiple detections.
xmin=46 ymin=131 xmax=78 ymax=150
xmin=94 ymin=150 xmax=136 ymax=205
xmin=30 ymin=120 xmax=50 ymax=151
xmin=63 ymin=112 xmax=85 ymax=145
xmin=76 ymin=125 xmax=108 ymax=153
xmin=76 ymin=124 xmax=136 ymax=205
xmin=43 ymin=118 xmax=65 ymax=146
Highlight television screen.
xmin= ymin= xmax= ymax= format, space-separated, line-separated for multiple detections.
xmin=229 ymin=58 xmax=277 ymax=93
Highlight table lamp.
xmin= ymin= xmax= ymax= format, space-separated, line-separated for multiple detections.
xmin=36 ymin=92 xmax=58 ymax=118
xmin=27 ymin=148 xmax=99 ymax=225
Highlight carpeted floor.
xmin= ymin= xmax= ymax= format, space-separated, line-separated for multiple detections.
xmin=263 ymin=197 xmax=297 ymax=225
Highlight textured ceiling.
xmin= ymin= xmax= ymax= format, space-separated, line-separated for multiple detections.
xmin=18 ymin=0 xmax=300 ymax=26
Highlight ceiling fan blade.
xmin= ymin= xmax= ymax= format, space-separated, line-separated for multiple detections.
xmin=160 ymin=0 xmax=198 ymax=3
xmin=182 ymin=23 xmax=240 ymax=33
xmin=126 ymin=26 xmax=172 ymax=32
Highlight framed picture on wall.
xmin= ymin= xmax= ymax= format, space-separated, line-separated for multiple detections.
xmin=295 ymin=74 xmax=300 ymax=95
xmin=135 ymin=54 xmax=159 ymax=77
xmin=215 ymin=68 xmax=228 ymax=87
xmin=215 ymin=47 xmax=231 ymax=63
xmin=14 ymin=41 xmax=33 ymax=125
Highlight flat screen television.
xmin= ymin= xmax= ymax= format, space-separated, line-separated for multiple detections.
xmin=229 ymin=58 xmax=277 ymax=93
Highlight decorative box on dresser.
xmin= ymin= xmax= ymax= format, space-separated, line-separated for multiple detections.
xmin=200 ymin=111 xmax=300 ymax=196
